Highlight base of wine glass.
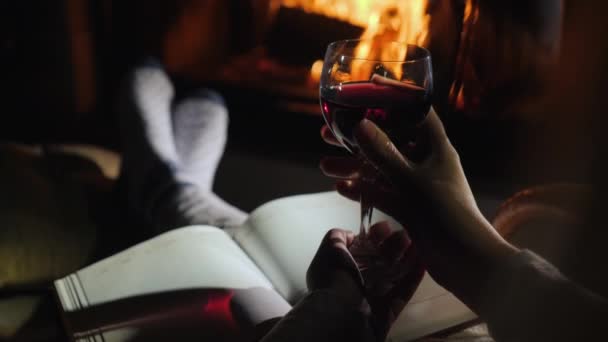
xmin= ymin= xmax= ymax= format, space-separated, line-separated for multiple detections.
xmin=350 ymin=235 xmax=406 ymax=293
xmin=350 ymin=235 xmax=378 ymax=272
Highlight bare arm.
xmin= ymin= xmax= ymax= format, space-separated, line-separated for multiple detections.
xmin=480 ymin=249 xmax=608 ymax=341
xmin=321 ymin=109 xmax=608 ymax=341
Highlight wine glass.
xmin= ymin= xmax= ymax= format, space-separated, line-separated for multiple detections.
xmin=319 ymin=39 xmax=433 ymax=260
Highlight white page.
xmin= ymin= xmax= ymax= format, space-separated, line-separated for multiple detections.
xmin=231 ymin=192 xmax=367 ymax=301
xmin=56 ymin=226 xmax=273 ymax=310
xmin=232 ymin=191 xmax=414 ymax=302
xmin=55 ymin=226 xmax=285 ymax=342
xmin=56 ymin=226 xmax=273 ymax=309
xmin=231 ymin=191 xmax=476 ymax=341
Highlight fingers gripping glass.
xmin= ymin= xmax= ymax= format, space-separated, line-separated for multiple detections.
xmin=319 ymin=39 xmax=433 ymax=264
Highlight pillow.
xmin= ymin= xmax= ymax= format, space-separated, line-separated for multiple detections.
xmin=0 ymin=144 xmax=119 ymax=289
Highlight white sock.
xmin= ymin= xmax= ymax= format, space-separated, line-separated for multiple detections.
xmin=118 ymin=63 xmax=247 ymax=232
xmin=172 ymin=90 xmax=228 ymax=189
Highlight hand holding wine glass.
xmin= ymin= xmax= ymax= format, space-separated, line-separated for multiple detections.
xmin=321 ymin=108 xmax=520 ymax=310
xmin=319 ymin=40 xmax=433 ymax=267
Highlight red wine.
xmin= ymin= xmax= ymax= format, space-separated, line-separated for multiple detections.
xmin=320 ymin=80 xmax=431 ymax=153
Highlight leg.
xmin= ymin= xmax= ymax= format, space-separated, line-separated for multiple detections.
xmin=118 ymin=61 xmax=247 ymax=233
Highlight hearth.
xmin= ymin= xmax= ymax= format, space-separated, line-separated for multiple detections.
xmin=193 ymin=0 xmax=563 ymax=182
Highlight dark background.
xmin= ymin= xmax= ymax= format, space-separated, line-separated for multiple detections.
xmin=0 ymin=0 xmax=606 ymax=209
xmin=2 ymin=2 xmax=608 ymax=341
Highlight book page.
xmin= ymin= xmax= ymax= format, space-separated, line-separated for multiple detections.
xmin=230 ymin=191 xmax=397 ymax=302
xmin=386 ymin=275 xmax=478 ymax=341
xmin=55 ymin=226 xmax=291 ymax=342
xmin=231 ymin=191 xmax=476 ymax=341
xmin=56 ymin=226 xmax=273 ymax=310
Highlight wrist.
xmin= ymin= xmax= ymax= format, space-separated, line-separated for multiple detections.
xmin=448 ymin=203 xmax=520 ymax=264
xmin=424 ymin=214 xmax=520 ymax=302
xmin=470 ymin=213 xmax=520 ymax=263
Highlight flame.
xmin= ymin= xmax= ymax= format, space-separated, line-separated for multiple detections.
xmin=309 ymin=59 xmax=324 ymax=84
xmin=291 ymin=0 xmax=429 ymax=82
xmin=449 ymin=0 xmax=480 ymax=112
xmin=358 ymin=0 xmax=429 ymax=48
xmin=283 ymin=0 xmax=375 ymax=27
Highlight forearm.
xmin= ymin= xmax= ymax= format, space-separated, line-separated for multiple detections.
xmin=427 ymin=209 xmax=608 ymax=342
xmin=476 ymin=250 xmax=607 ymax=341
xmin=260 ymin=290 xmax=376 ymax=342
xmin=422 ymin=207 xmax=519 ymax=311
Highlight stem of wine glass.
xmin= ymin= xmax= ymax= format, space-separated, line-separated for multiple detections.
xmin=359 ymin=180 xmax=373 ymax=240
xmin=358 ymin=158 xmax=377 ymax=239
xmin=355 ymin=178 xmax=374 ymax=272
xmin=352 ymin=158 xmax=377 ymax=272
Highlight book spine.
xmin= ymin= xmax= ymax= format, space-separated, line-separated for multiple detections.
xmin=55 ymin=274 xmax=104 ymax=342
xmin=55 ymin=274 xmax=90 ymax=311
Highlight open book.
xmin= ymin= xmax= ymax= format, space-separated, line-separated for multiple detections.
xmin=54 ymin=192 xmax=476 ymax=341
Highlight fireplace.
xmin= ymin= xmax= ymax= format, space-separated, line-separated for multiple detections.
xmin=157 ymin=0 xmax=561 ymax=119
xmin=163 ymin=0 xmax=561 ymax=181
xmin=1 ymin=0 xmax=567 ymax=182
xmin=195 ymin=0 xmax=437 ymax=117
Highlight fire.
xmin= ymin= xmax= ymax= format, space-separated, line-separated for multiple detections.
xmin=358 ymin=0 xmax=429 ymax=48
xmin=283 ymin=0 xmax=430 ymax=82
xmin=282 ymin=0 xmax=428 ymax=42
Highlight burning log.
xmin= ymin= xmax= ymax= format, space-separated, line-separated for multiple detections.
xmin=265 ymin=6 xmax=364 ymax=66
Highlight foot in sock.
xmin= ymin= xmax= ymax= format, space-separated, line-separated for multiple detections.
xmin=172 ymin=90 xmax=228 ymax=189
xmin=153 ymin=183 xmax=248 ymax=230
xmin=118 ymin=63 xmax=247 ymax=232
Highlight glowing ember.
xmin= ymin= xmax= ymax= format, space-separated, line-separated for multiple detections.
xmin=297 ymin=0 xmax=430 ymax=82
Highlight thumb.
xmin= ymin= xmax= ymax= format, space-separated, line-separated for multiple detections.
xmin=354 ymin=119 xmax=414 ymax=185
